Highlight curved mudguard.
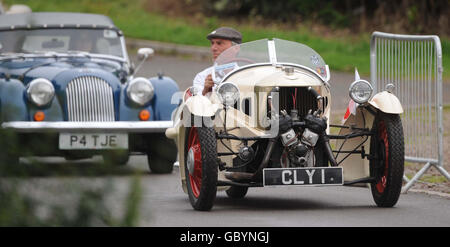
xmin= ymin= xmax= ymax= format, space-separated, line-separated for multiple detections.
xmin=0 ymin=78 xmax=63 ymax=122
xmin=165 ymin=93 xmax=221 ymax=140
xmin=369 ymin=91 xmax=403 ymax=114
xmin=149 ymin=75 xmax=180 ymax=121
xmin=0 ymin=78 xmax=28 ymax=121
xmin=183 ymin=94 xmax=222 ymax=118
xmin=120 ymin=75 xmax=179 ymax=122
xmin=338 ymin=90 xmax=403 ymax=184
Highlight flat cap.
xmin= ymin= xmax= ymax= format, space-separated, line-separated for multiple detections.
xmin=207 ymin=27 xmax=242 ymax=44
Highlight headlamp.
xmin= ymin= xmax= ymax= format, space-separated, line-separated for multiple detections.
xmin=349 ymin=80 xmax=373 ymax=104
xmin=217 ymin=82 xmax=240 ymax=107
xmin=127 ymin=77 xmax=154 ymax=106
xmin=27 ymin=78 xmax=55 ymax=107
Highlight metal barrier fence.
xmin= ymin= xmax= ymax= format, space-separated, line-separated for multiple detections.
xmin=370 ymin=31 xmax=450 ymax=193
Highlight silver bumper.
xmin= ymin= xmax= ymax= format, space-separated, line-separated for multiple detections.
xmin=1 ymin=121 xmax=173 ymax=133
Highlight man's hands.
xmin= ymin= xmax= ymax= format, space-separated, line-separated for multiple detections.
xmin=202 ymin=74 xmax=214 ymax=95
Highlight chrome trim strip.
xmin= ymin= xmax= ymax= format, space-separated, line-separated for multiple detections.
xmin=0 ymin=53 xmax=126 ymax=63
xmin=220 ymin=62 xmax=328 ymax=83
xmin=2 ymin=121 xmax=174 ymax=133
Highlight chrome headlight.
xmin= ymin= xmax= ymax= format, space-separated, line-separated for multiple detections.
xmin=217 ymin=82 xmax=240 ymax=106
xmin=349 ymin=79 xmax=373 ymax=104
xmin=27 ymin=78 xmax=55 ymax=107
xmin=127 ymin=77 xmax=154 ymax=106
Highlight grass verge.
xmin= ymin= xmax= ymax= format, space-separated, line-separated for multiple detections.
xmin=4 ymin=0 xmax=449 ymax=78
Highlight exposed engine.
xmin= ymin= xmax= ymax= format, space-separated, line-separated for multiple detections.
xmin=276 ymin=87 xmax=328 ymax=168
xmin=278 ymin=108 xmax=327 ymax=168
xmin=232 ymin=86 xmax=330 ymax=172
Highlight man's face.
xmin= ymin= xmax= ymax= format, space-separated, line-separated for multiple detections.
xmin=210 ymin=38 xmax=233 ymax=60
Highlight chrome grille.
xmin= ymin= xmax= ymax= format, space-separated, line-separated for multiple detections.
xmin=279 ymin=87 xmax=318 ymax=120
xmin=66 ymin=76 xmax=115 ymax=121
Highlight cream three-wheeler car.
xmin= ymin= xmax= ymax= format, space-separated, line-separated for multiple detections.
xmin=166 ymin=38 xmax=404 ymax=211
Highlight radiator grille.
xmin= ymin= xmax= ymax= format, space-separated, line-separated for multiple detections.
xmin=66 ymin=76 xmax=115 ymax=121
xmin=279 ymin=87 xmax=318 ymax=120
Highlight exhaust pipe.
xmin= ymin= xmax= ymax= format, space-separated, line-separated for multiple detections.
xmin=252 ymin=138 xmax=277 ymax=179
xmin=224 ymin=138 xmax=277 ymax=182
xmin=225 ymin=171 xmax=253 ymax=181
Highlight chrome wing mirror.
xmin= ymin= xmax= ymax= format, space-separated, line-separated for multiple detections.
xmin=132 ymin=47 xmax=154 ymax=77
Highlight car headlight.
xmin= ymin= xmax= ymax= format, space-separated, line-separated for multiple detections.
xmin=217 ymin=82 xmax=240 ymax=106
xmin=127 ymin=77 xmax=154 ymax=106
xmin=349 ymin=79 xmax=373 ymax=104
xmin=27 ymin=78 xmax=55 ymax=107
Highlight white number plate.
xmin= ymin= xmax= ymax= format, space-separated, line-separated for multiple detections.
xmin=59 ymin=133 xmax=128 ymax=150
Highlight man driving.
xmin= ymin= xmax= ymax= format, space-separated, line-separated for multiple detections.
xmin=193 ymin=27 xmax=242 ymax=96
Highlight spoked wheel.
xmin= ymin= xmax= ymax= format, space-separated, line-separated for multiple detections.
xmin=185 ymin=127 xmax=218 ymax=211
xmin=369 ymin=112 xmax=404 ymax=207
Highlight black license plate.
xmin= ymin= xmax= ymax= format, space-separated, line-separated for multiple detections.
xmin=263 ymin=167 xmax=343 ymax=186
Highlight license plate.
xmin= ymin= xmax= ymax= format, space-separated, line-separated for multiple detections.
xmin=263 ymin=167 xmax=343 ymax=186
xmin=59 ymin=133 xmax=128 ymax=150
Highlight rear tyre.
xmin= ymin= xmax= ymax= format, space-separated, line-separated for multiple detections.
xmin=225 ymin=186 xmax=248 ymax=199
xmin=185 ymin=127 xmax=218 ymax=211
xmin=147 ymin=136 xmax=177 ymax=174
xmin=369 ymin=112 xmax=404 ymax=207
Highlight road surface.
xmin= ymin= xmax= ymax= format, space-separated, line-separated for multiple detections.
xmin=16 ymin=155 xmax=450 ymax=227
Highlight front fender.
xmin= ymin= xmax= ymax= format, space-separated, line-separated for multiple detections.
xmin=184 ymin=94 xmax=222 ymax=117
xmin=369 ymin=91 xmax=403 ymax=114
xmin=165 ymin=94 xmax=221 ymax=140
xmin=150 ymin=76 xmax=180 ymax=121
xmin=0 ymin=79 xmax=28 ymax=121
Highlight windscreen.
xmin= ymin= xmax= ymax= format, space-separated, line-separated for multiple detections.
xmin=0 ymin=28 xmax=124 ymax=57
xmin=213 ymin=38 xmax=327 ymax=82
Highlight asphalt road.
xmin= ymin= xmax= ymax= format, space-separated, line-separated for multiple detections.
xmin=137 ymin=163 xmax=450 ymax=227
xmin=17 ymin=155 xmax=450 ymax=227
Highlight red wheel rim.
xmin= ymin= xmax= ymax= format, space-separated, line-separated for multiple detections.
xmin=187 ymin=128 xmax=202 ymax=198
xmin=376 ymin=121 xmax=389 ymax=193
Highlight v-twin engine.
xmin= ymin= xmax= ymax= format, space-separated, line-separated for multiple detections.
xmin=279 ymin=109 xmax=327 ymax=168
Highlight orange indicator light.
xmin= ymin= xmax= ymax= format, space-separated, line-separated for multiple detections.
xmin=34 ymin=111 xmax=45 ymax=121
xmin=139 ymin=109 xmax=150 ymax=121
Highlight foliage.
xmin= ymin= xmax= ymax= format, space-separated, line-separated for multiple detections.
xmin=0 ymin=130 xmax=143 ymax=227
xmin=1 ymin=0 xmax=449 ymax=77
xmin=202 ymin=0 xmax=449 ymax=36
xmin=0 ymin=176 xmax=142 ymax=226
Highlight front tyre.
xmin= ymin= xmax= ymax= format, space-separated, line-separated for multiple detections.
xmin=185 ymin=127 xmax=218 ymax=211
xmin=369 ymin=112 xmax=404 ymax=207
xmin=103 ymin=150 xmax=129 ymax=166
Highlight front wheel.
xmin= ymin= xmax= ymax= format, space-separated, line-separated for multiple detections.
xmin=369 ymin=112 xmax=404 ymax=207
xmin=185 ymin=127 xmax=218 ymax=211
xmin=103 ymin=150 xmax=129 ymax=166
